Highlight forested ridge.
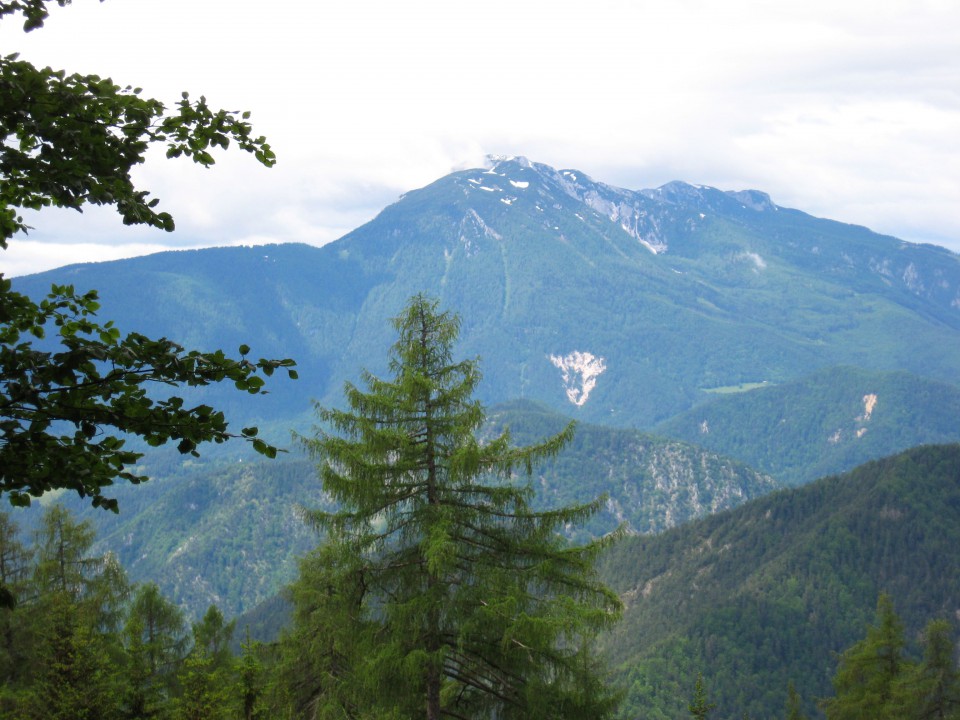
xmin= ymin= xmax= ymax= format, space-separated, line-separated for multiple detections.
xmin=601 ymin=442 xmax=960 ymax=719
xmin=656 ymin=366 xmax=960 ymax=486
xmin=5 ymin=402 xmax=776 ymax=621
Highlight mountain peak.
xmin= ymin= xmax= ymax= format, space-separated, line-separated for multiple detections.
xmin=485 ymin=154 xmax=534 ymax=171
xmin=642 ymin=180 xmax=777 ymax=213
xmin=725 ymin=188 xmax=775 ymax=211
xmin=476 ymin=158 xmax=779 ymax=217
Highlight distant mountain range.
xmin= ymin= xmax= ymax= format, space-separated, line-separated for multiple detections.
xmin=9 ymin=156 xmax=960 ymax=620
xmin=14 ymin=156 xmax=960 ymax=434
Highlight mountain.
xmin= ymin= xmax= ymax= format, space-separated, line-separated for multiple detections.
xmin=18 ymin=401 xmax=777 ymax=618
xmin=9 ymin=155 xmax=960 ymax=618
xmin=13 ymin=156 xmax=960 ymax=436
xmin=655 ymin=366 xmax=960 ymax=485
xmin=600 ymin=443 xmax=960 ymax=719
xmin=486 ymin=401 xmax=778 ymax=536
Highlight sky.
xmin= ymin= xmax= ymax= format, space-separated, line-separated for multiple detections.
xmin=2 ymin=0 xmax=958 ymax=277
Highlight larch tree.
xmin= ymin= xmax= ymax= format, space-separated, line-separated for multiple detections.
xmin=286 ymin=294 xmax=623 ymax=720
xmin=821 ymin=593 xmax=908 ymax=720
xmin=784 ymin=681 xmax=808 ymax=720
xmin=890 ymin=619 xmax=960 ymax=720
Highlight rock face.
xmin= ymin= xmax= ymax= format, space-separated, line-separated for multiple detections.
xmin=485 ymin=401 xmax=780 ymax=536
xmin=549 ymin=350 xmax=607 ymax=406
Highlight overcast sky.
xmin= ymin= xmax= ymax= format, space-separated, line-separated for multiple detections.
xmin=2 ymin=0 xmax=958 ymax=277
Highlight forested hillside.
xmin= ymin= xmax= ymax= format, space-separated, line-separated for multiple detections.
xmin=656 ymin=366 xmax=960 ymax=485
xmin=599 ymin=443 xmax=960 ymax=719
xmin=13 ymin=401 xmax=774 ymax=618
xmin=487 ymin=401 xmax=778 ymax=535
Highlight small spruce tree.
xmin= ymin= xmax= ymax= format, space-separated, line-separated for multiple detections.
xmin=689 ymin=672 xmax=716 ymax=719
xmin=785 ymin=681 xmax=808 ymax=720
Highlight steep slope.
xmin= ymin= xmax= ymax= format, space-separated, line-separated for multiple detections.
xmin=13 ymin=156 xmax=960 ymax=434
xmin=15 ymin=454 xmax=326 ymax=617
xmin=20 ymin=403 xmax=776 ymax=618
xmin=655 ymin=366 xmax=960 ymax=485
xmin=487 ymin=401 xmax=778 ymax=536
xmin=600 ymin=443 xmax=960 ymax=719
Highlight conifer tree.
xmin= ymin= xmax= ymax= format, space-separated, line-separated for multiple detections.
xmin=890 ymin=619 xmax=960 ymax=720
xmin=175 ymin=649 xmax=232 ymax=720
xmin=688 ymin=672 xmax=716 ymax=719
xmin=784 ymin=681 xmax=808 ymax=720
xmin=191 ymin=604 xmax=236 ymax=672
xmin=237 ymin=629 xmax=266 ymax=720
xmin=122 ymin=614 xmax=168 ymax=720
xmin=288 ymin=294 xmax=623 ymax=720
xmin=20 ymin=592 xmax=122 ymax=720
xmin=31 ymin=504 xmax=99 ymax=600
xmin=124 ymin=582 xmax=189 ymax=709
xmin=821 ymin=593 xmax=908 ymax=720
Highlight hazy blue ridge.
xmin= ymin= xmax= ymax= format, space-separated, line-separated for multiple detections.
xmin=655 ymin=366 xmax=960 ymax=485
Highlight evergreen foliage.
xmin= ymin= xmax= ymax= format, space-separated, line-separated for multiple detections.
xmin=821 ymin=594 xmax=906 ymax=720
xmin=283 ymin=294 xmax=623 ymax=719
xmin=784 ymin=682 xmax=807 ymax=720
xmin=689 ymin=672 xmax=716 ymax=719
xmin=892 ymin=619 xmax=960 ymax=720
xmin=125 ymin=583 xmax=189 ymax=689
xmin=0 ymin=503 xmax=260 ymax=719
xmin=174 ymin=649 xmax=233 ymax=720
xmin=2 ymin=453 xmax=960 ymax=718
xmin=656 ymin=366 xmax=960 ymax=486
xmin=600 ymin=443 xmax=960 ymax=719
xmin=821 ymin=599 xmax=960 ymax=720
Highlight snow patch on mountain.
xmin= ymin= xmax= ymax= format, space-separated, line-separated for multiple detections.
xmin=549 ymin=351 xmax=607 ymax=406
